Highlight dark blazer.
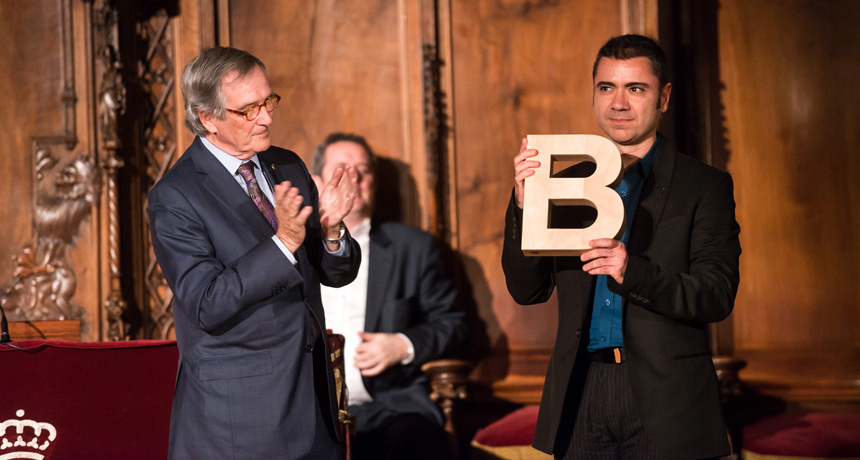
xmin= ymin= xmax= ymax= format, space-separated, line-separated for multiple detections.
xmin=148 ymin=137 xmax=360 ymax=460
xmin=347 ymin=221 xmax=467 ymax=432
xmin=502 ymin=139 xmax=741 ymax=459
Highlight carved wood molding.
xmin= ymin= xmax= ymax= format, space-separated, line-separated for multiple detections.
xmin=419 ymin=0 xmax=458 ymax=248
xmin=138 ymin=7 xmax=178 ymax=340
xmin=60 ymin=0 xmax=79 ymax=150
xmin=0 ymin=141 xmax=98 ymax=323
xmin=91 ymin=0 xmax=130 ymax=341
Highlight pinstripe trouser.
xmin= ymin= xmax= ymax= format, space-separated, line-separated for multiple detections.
xmin=559 ymin=361 xmax=665 ymax=460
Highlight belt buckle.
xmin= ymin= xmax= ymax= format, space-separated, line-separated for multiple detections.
xmin=613 ymin=348 xmax=622 ymax=364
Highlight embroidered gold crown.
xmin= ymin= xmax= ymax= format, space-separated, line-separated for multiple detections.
xmin=1 ymin=409 xmax=57 ymax=459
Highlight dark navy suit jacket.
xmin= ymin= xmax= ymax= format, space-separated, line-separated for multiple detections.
xmin=347 ymin=221 xmax=466 ymax=432
xmin=148 ymin=137 xmax=360 ymax=460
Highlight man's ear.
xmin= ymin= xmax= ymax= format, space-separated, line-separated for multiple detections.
xmin=312 ymin=174 xmax=324 ymax=191
xmin=659 ymin=82 xmax=672 ymax=112
xmin=198 ymin=110 xmax=217 ymax=134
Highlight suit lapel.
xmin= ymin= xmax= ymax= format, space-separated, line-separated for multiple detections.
xmin=258 ymin=149 xmax=325 ymax=326
xmin=627 ymin=139 xmax=675 ymax=256
xmin=365 ymin=223 xmax=393 ymax=332
xmin=189 ymin=138 xmax=275 ymax=242
xmin=259 ymin=159 xmax=280 ymax=193
xmin=259 ymin=149 xmax=313 ymax=207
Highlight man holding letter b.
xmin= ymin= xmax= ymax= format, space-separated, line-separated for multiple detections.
xmin=502 ymin=34 xmax=741 ymax=459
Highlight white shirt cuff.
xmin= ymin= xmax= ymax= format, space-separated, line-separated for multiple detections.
xmin=271 ymin=235 xmax=298 ymax=265
xmin=396 ymin=333 xmax=415 ymax=365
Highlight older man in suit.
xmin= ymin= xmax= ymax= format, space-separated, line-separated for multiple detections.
xmin=503 ymin=35 xmax=741 ymax=459
xmin=149 ymin=47 xmax=360 ymax=460
xmin=311 ymin=133 xmax=467 ymax=460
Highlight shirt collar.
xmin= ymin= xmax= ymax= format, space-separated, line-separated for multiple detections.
xmin=635 ymin=133 xmax=661 ymax=179
xmin=199 ymin=136 xmax=261 ymax=174
xmin=350 ymin=217 xmax=372 ymax=239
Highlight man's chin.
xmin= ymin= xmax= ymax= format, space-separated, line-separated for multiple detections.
xmin=604 ymin=129 xmax=642 ymax=146
xmin=254 ymin=139 xmax=272 ymax=152
xmin=604 ymin=133 xmax=633 ymax=146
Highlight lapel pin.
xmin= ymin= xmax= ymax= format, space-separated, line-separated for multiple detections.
xmin=270 ymin=163 xmax=275 ymax=170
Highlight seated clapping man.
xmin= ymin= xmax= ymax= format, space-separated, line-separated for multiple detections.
xmin=312 ymin=132 xmax=467 ymax=460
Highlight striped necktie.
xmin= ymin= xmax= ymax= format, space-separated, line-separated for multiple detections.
xmin=236 ymin=161 xmax=320 ymax=347
xmin=236 ymin=161 xmax=278 ymax=231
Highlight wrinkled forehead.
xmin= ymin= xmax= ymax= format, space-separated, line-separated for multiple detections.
xmin=220 ymin=67 xmax=271 ymax=105
xmin=325 ymin=141 xmax=372 ymax=166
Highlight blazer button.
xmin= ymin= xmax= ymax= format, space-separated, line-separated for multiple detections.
xmin=575 ymin=329 xmax=582 ymax=337
xmin=305 ymin=343 xmax=313 ymax=353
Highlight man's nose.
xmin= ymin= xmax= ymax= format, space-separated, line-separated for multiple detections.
xmin=611 ymin=91 xmax=629 ymax=110
xmin=257 ymin=107 xmax=274 ymax=126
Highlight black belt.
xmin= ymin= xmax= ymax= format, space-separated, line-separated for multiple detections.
xmin=590 ymin=347 xmax=625 ymax=364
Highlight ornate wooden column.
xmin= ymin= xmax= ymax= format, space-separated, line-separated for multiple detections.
xmin=129 ymin=0 xmax=224 ymax=339
xmin=91 ymin=0 xmax=130 ymax=341
xmin=137 ymin=5 xmax=180 ymax=340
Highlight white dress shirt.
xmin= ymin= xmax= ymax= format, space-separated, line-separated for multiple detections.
xmin=320 ymin=218 xmax=416 ymax=406
xmin=321 ymin=218 xmax=374 ymax=404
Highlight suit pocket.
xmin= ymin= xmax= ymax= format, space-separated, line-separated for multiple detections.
xmin=197 ymin=351 xmax=273 ymax=381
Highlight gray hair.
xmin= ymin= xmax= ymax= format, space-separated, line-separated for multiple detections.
xmin=311 ymin=132 xmax=378 ymax=176
xmin=180 ymin=47 xmax=268 ymax=136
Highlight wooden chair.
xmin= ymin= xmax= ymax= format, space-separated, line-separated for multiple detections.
xmin=422 ymin=359 xmax=473 ymax=459
xmin=326 ymin=328 xmax=472 ymax=460
xmin=326 ymin=331 xmax=355 ymax=460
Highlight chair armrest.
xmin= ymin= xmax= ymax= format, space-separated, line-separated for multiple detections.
xmin=422 ymin=359 xmax=473 ymax=459
xmin=422 ymin=359 xmax=473 ymax=407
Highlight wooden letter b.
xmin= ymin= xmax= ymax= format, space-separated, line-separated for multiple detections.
xmin=522 ymin=135 xmax=624 ymax=256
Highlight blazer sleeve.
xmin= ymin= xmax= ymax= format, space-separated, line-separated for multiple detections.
xmin=501 ymin=189 xmax=557 ymax=305
xmin=611 ymin=170 xmax=742 ymax=323
xmin=268 ymin=150 xmax=360 ymax=289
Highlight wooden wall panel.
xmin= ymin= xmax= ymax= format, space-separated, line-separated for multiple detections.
xmin=0 ymin=0 xmax=103 ymax=341
xmin=226 ymin=0 xmax=655 ymax=397
xmin=0 ymin=0 xmax=64 ymax=284
xmin=229 ymin=0 xmax=428 ymax=227
xmin=450 ymin=0 xmax=633 ymax=388
xmin=720 ymin=0 xmax=860 ymax=404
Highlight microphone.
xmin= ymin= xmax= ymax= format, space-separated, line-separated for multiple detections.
xmin=0 ymin=303 xmax=11 ymax=343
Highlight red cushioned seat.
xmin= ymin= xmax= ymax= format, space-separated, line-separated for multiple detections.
xmin=743 ymin=413 xmax=860 ymax=460
xmin=471 ymin=406 xmax=552 ymax=459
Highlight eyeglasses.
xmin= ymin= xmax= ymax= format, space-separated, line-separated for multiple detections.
xmin=226 ymin=94 xmax=281 ymax=121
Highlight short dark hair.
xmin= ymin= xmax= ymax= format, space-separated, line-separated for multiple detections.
xmin=311 ymin=132 xmax=378 ymax=175
xmin=592 ymin=34 xmax=669 ymax=89
xmin=180 ymin=47 xmax=267 ymax=136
